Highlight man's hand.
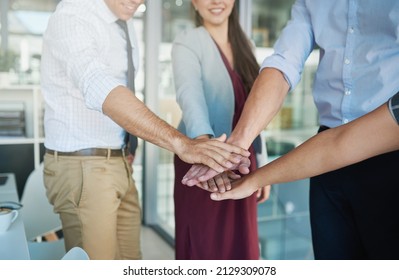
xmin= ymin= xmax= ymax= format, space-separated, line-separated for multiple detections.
xmin=176 ymin=134 xmax=250 ymax=174
xmin=126 ymin=153 xmax=135 ymax=166
xmin=182 ymin=155 xmax=251 ymax=186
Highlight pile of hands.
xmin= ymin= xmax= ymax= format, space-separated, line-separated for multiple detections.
xmin=181 ymin=154 xmax=270 ymax=203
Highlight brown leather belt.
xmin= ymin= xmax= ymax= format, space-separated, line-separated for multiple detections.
xmin=46 ymin=148 xmax=126 ymax=157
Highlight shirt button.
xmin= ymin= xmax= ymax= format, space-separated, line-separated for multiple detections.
xmin=344 ymin=58 xmax=351 ymax=65
xmin=343 ymin=119 xmax=349 ymax=124
xmin=345 ymin=89 xmax=351 ymax=95
xmin=348 ymin=27 xmax=354 ymax=33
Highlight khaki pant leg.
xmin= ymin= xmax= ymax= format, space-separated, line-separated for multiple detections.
xmin=43 ymin=153 xmax=142 ymax=260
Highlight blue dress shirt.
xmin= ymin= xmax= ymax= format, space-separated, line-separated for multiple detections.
xmin=262 ymin=0 xmax=399 ymax=128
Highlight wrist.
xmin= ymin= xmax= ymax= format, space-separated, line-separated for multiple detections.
xmin=171 ymin=133 xmax=189 ymax=156
xmin=246 ymin=173 xmax=264 ymax=191
xmin=227 ymin=133 xmax=250 ymax=150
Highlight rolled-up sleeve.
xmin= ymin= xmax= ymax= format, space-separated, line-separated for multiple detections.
xmin=261 ymin=0 xmax=315 ymax=90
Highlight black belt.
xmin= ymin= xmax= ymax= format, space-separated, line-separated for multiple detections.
xmin=318 ymin=125 xmax=330 ymax=133
xmin=46 ymin=148 xmax=126 ymax=157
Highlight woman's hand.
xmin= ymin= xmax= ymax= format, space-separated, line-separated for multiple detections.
xmin=256 ymin=185 xmax=271 ymax=203
xmin=210 ymin=175 xmax=260 ymax=201
xmin=197 ymin=171 xmax=242 ymax=193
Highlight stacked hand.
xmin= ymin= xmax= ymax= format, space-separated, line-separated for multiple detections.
xmin=209 ymin=175 xmax=266 ymax=201
xmin=199 ymin=171 xmax=271 ymax=203
xmin=182 ymin=155 xmax=251 ymax=187
xmin=181 ymin=151 xmax=271 ymax=203
xmin=176 ymin=134 xmax=250 ymax=174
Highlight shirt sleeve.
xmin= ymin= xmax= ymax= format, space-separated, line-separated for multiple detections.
xmin=388 ymin=92 xmax=399 ymax=125
xmin=261 ymin=0 xmax=315 ymax=90
xmin=50 ymin=15 xmax=122 ymax=112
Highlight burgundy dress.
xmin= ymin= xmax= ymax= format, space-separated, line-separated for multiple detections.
xmin=173 ymin=46 xmax=259 ymax=260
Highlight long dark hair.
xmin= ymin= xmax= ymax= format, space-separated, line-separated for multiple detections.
xmin=194 ymin=3 xmax=259 ymax=94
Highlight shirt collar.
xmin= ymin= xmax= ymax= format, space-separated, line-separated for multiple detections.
xmin=97 ymin=0 xmax=119 ymax=24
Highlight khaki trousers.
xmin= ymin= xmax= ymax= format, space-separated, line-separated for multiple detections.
xmin=43 ymin=152 xmax=142 ymax=260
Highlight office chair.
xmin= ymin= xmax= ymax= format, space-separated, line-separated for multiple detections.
xmin=61 ymin=247 xmax=90 ymax=260
xmin=20 ymin=163 xmax=66 ymax=260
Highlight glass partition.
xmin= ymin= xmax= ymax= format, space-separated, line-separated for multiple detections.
xmin=252 ymin=0 xmax=296 ymax=48
xmin=251 ymin=0 xmax=317 ymax=259
xmin=146 ymin=0 xmax=193 ymax=239
xmin=0 ymin=0 xmax=60 ymax=86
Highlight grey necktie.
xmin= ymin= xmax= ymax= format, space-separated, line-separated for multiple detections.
xmin=116 ymin=19 xmax=138 ymax=154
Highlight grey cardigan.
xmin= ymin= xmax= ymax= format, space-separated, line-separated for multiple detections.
xmin=171 ymin=26 xmax=235 ymax=139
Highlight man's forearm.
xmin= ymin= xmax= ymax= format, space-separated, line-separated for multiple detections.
xmin=211 ymin=102 xmax=399 ymax=201
xmin=248 ymin=102 xmax=399 ymax=189
xmin=103 ymin=86 xmax=186 ymax=154
xmin=229 ymin=68 xmax=289 ymax=148
xmin=102 ymin=86 xmax=251 ymax=172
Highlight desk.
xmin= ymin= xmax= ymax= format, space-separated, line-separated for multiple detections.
xmin=0 ymin=173 xmax=30 ymax=260
xmin=0 ymin=173 xmax=18 ymax=195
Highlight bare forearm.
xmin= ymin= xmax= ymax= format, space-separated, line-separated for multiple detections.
xmin=103 ymin=86 xmax=185 ymax=153
xmin=229 ymin=68 xmax=290 ymax=148
xmin=103 ymin=86 xmax=251 ymax=172
xmin=247 ymin=103 xmax=399 ymax=188
xmin=211 ymin=92 xmax=399 ymax=202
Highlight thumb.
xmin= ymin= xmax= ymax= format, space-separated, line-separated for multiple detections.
xmin=213 ymin=133 xmax=227 ymax=142
xmin=210 ymin=191 xmax=233 ymax=201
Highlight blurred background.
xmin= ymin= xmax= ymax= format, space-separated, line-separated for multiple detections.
xmin=0 ymin=0 xmax=320 ymax=259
